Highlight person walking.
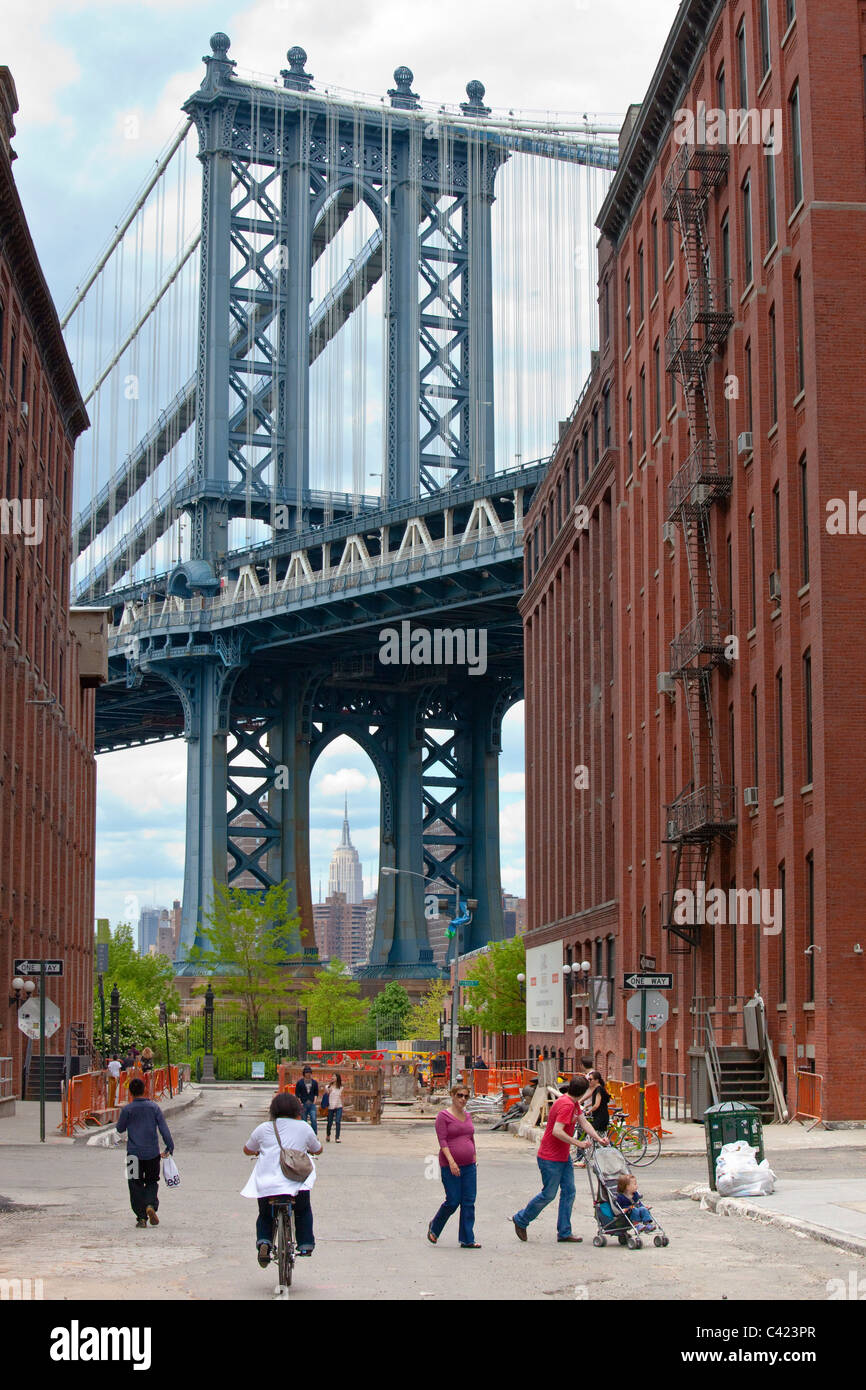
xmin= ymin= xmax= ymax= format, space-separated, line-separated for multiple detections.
xmin=294 ymin=1065 xmax=320 ymax=1134
xmin=107 ymin=1053 xmax=121 ymax=1108
xmin=115 ymin=1076 xmax=174 ymax=1229
xmin=427 ymin=1083 xmax=480 ymax=1248
xmin=242 ymin=1091 xmax=323 ymax=1263
xmin=140 ymin=1047 xmax=154 ymax=1074
xmin=511 ymin=1077 xmax=607 ymax=1243
xmin=323 ymin=1072 xmax=344 ymax=1142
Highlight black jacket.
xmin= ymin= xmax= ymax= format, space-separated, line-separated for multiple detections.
xmin=294 ymin=1078 xmax=319 ymax=1104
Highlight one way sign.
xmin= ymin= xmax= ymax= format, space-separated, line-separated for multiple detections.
xmin=622 ymin=972 xmax=673 ymax=990
xmin=14 ymin=958 xmax=64 ymax=977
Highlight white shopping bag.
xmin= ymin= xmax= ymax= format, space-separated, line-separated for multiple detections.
xmin=162 ymin=1154 xmax=180 ymax=1188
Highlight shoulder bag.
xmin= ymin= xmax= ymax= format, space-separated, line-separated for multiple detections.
xmin=272 ymin=1119 xmax=314 ymax=1183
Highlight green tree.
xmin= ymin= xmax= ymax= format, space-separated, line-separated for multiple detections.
xmin=187 ymin=880 xmax=301 ymax=1050
xmin=459 ymin=935 xmax=526 ymax=1035
xmin=92 ymin=922 xmax=181 ymax=1056
xmin=368 ymin=981 xmax=411 ymax=1037
xmin=297 ymin=959 xmax=369 ymax=1043
xmin=404 ymin=979 xmax=449 ymax=1040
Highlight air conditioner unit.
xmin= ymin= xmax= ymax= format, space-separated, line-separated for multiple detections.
xmin=690 ymin=483 xmax=711 ymax=507
xmin=768 ymin=570 xmax=782 ymax=602
xmin=662 ymin=521 xmax=676 ymax=546
xmin=657 ymin=671 xmax=676 ymax=696
xmin=744 ymin=786 xmax=759 ymax=808
xmin=666 ymin=819 xmax=679 ymax=841
xmin=20 ymin=400 xmax=28 ymax=421
xmin=737 ymin=431 xmax=753 ymax=458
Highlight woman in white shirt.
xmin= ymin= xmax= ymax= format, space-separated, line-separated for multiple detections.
xmin=323 ymin=1071 xmax=344 ymax=1143
xmin=242 ymin=1091 xmax=322 ymax=1265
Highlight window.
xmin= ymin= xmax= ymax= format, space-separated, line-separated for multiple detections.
xmin=565 ymin=944 xmax=574 ymax=1019
xmin=21 ymin=356 xmax=28 ymax=408
xmin=751 ymin=686 xmax=759 ymax=788
xmin=729 ymin=702 xmax=735 ymax=783
xmin=625 ymin=269 xmax=632 ymax=347
xmin=742 ymin=173 xmax=753 ymax=285
xmin=626 ymin=390 xmax=633 ymax=470
xmin=748 ymin=510 xmax=756 ymax=628
xmin=737 ymin=20 xmax=749 ymax=106
xmin=806 ymin=853 xmax=814 ymax=1002
xmin=583 ymin=428 xmax=589 ymax=485
xmin=637 ymin=243 xmax=644 ymax=322
xmin=603 ymin=382 xmax=611 ymax=449
xmin=651 ymin=215 xmax=659 ymax=297
xmin=769 ymin=304 xmax=778 ymax=425
xmin=786 ymin=0 xmax=796 ymax=27
xmin=9 ymin=328 xmax=16 ymax=395
xmin=602 ymin=276 xmax=610 ymax=344
xmin=666 ymin=216 xmax=674 ymax=270
xmin=779 ymin=864 xmax=787 ymax=1003
xmin=730 ymin=880 xmax=738 ymax=995
xmin=794 ymin=266 xmax=804 ymax=394
xmin=799 ymin=454 xmax=809 ymax=583
xmin=803 ymin=647 xmax=813 ymax=784
xmin=716 ymin=62 xmax=726 ymax=114
xmin=745 ymin=338 xmax=754 ymax=432
xmin=592 ymin=407 xmax=599 ymax=465
xmin=773 ymin=481 xmax=781 ymax=569
xmin=790 ymin=82 xmax=803 ymax=207
xmin=721 ymin=214 xmax=731 ymax=309
xmin=776 ymin=668 xmax=784 ymax=796
xmin=606 ymin=937 xmax=616 ymax=1019
xmin=0 ymin=298 xmax=4 ymax=372
xmin=639 ymin=366 xmax=646 ymax=456
xmin=765 ymin=128 xmax=777 ymax=248
xmin=667 ymin=310 xmax=676 ymax=411
xmin=653 ymin=339 xmax=661 ymax=435
xmin=759 ymin=0 xmax=771 ymax=79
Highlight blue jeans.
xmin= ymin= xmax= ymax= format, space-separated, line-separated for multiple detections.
xmin=627 ymin=1203 xmax=653 ymax=1224
xmin=326 ymin=1106 xmax=342 ymax=1139
xmin=514 ymin=1157 xmax=576 ymax=1239
xmin=256 ymin=1192 xmax=314 ymax=1251
xmin=301 ymin=1100 xmax=318 ymax=1134
xmin=430 ymin=1163 xmax=477 ymax=1245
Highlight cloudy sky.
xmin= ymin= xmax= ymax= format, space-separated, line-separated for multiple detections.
xmin=5 ymin=0 xmax=678 ymax=931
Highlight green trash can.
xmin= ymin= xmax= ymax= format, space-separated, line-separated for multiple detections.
xmin=704 ymin=1100 xmax=764 ymax=1190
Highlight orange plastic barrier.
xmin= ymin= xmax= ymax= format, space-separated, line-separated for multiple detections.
xmin=619 ymin=1082 xmax=640 ymax=1124
xmin=60 ymin=1065 xmax=178 ymax=1136
xmin=641 ymin=1082 xmax=671 ymax=1137
xmin=607 ymin=1079 xmax=623 ymax=1106
xmin=472 ymin=1069 xmax=490 ymax=1095
xmin=794 ymin=1071 xmax=824 ymax=1129
xmin=501 ymin=1082 xmax=521 ymax=1113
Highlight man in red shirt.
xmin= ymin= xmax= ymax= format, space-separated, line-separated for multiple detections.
xmin=511 ymin=1076 xmax=607 ymax=1242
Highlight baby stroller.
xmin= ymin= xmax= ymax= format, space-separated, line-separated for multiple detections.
xmin=585 ymin=1143 xmax=670 ymax=1250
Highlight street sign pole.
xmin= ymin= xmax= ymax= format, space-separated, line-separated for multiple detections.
xmin=639 ymin=990 xmax=646 ymax=1128
xmin=39 ymin=973 xmax=46 ymax=1144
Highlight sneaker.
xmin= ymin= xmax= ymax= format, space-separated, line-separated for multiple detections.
xmin=297 ymin=1246 xmax=314 ymax=1257
xmin=257 ymin=1242 xmax=271 ymax=1268
xmin=135 ymin=1217 xmax=147 ymax=1228
xmin=145 ymin=1205 xmax=159 ymax=1226
xmin=643 ymin=1222 xmax=656 ymax=1233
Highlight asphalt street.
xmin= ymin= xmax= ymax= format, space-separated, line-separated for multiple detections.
xmin=0 ymin=1087 xmax=862 ymax=1301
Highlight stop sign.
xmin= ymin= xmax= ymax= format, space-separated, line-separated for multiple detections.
xmin=17 ymin=997 xmax=61 ymax=1041
xmin=625 ymin=990 xmax=669 ymax=1033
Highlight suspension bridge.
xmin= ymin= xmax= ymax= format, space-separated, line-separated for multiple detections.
xmin=67 ymin=34 xmax=620 ymax=977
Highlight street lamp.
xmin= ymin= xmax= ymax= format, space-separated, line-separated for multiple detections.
xmin=203 ymin=982 xmax=215 ymax=1082
xmin=159 ymin=1001 xmax=173 ymax=1098
xmin=516 ymin=972 xmax=526 ymax=1002
xmin=109 ymin=982 xmax=120 ymax=1054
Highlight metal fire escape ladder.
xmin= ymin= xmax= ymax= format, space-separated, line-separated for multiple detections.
xmin=661 ymin=140 xmax=735 ymax=952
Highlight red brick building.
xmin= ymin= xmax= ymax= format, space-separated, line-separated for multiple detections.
xmin=0 ymin=69 xmax=105 ymax=1099
xmin=522 ymin=0 xmax=866 ymax=1121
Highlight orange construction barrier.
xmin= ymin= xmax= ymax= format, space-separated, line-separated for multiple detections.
xmin=794 ymin=1071 xmax=824 ymax=1130
xmin=472 ymin=1069 xmax=490 ymax=1096
xmin=60 ymin=1065 xmax=178 ymax=1136
xmin=619 ymin=1082 xmax=640 ymax=1124
xmin=641 ymin=1082 xmax=671 ymax=1137
xmin=501 ymin=1081 xmax=521 ymax=1113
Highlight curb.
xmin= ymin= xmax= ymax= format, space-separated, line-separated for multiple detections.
xmin=685 ymin=1182 xmax=866 ymax=1257
xmin=77 ymin=1086 xmax=201 ymax=1145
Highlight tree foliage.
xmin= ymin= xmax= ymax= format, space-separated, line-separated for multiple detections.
xmin=404 ymin=979 xmax=449 ymax=1040
xmin=92 ymin=922 xmax=181 ymax=1057
xmin=297 ymin=958 xmax=369 ymax=1038
xmin=458 ymin=935 xmax=526 ymax=1034
xmin=187 ymin=880 xmax=301 ymax=1050
xmin=368 ymin=981 xmax=411 ymax=1029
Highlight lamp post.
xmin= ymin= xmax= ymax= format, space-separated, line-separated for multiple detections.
xmin=565 ymin=960 xmax=592 ymax=1063
xmin=98 ymin=974 xmax=106 ymax=1062
xmin=203 ymin=982 xmax=215 ymax=1082
xmin=109 ymin=982 xmax=120 ymax=1054
xmin=159 ymin=1001 xmax=173 ymax=1097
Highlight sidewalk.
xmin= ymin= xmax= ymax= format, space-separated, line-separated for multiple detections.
xmin=0 ymin=1086 xmax=200 ymax=1147
xmin=686 ymin=1179 xmax=866 ymax=1257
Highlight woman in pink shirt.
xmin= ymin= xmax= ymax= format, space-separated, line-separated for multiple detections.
xmin=427 ymin=1083 xmax=481 ymax=1248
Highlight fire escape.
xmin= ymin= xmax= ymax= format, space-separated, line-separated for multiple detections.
xmin=661 ymin=141 xmax=735 ymax=952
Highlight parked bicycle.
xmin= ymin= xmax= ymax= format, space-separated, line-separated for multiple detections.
xmin=574 ymin=1107 xmax=661 ymax=1166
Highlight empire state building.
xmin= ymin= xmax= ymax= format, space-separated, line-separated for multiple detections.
xmin=327 ymin=796 xmax=364 ymax=904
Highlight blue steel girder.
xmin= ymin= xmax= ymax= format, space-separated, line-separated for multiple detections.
xmin=226 ymin=706 xmax=282 ymax=889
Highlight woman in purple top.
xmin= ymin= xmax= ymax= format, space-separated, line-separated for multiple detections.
xmin=427 ymin=1083 xmax=481 ymax=1248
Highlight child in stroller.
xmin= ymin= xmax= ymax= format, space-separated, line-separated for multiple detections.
xmin=584 ymin=1143 xmax=669 ymax=1249
xmin=615 ymin=1175 xmax=655 ymax=1232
